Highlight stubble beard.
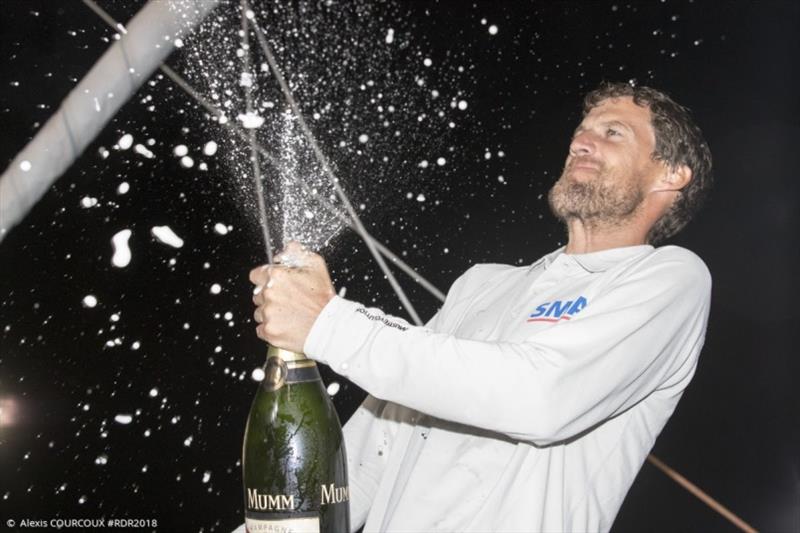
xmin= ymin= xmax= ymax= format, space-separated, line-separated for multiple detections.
xmin=548 ymin=164 xmax=646 ymax=229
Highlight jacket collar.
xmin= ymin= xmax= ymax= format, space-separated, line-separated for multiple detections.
xmin=534 ymin=245 xmax=654 ymax=273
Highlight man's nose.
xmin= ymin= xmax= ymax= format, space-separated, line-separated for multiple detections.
xmin=569 ymin=131 xmax=596 ymax=156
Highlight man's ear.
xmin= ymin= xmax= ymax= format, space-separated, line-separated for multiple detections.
xmin=653 ymin=164 xmax=692 ymax=193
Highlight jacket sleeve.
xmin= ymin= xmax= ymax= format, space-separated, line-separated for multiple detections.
xmin=305 ymin=253 xmax=712 ymax=445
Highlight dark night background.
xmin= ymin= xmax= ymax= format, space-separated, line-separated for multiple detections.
xmin=1 ymin=1 xmax=798 ymax=532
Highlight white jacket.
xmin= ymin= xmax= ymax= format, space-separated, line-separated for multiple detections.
xmin=233 ymin=244 xmax=711 ymax=532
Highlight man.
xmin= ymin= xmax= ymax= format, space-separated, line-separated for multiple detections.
xmin=247 ymin=81 xmax=713 ymax=532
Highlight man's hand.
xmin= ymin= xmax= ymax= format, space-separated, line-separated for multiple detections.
xmin=249 ymin=241 xmax=336 ymax=353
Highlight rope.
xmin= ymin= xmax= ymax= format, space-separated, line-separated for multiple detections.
xmin=246 ymin=12 xmax=424 ymax=327
xmin=240 ymin=0 xmax=273 ymax=263
xmin=646 ymin=454 xmax=758 ymax=532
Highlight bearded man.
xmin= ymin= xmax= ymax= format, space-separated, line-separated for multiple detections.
xmin=246 ymin=81 xmax=713 ymax=532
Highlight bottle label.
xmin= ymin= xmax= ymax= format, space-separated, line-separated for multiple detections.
xmin=245 ymin=516 xmax=319 ymax=533
xmin=320 ymin=483 xmax=350 ymax=505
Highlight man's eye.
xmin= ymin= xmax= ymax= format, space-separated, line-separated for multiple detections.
xmin=606 ymin=128 xmax=621 ymax=137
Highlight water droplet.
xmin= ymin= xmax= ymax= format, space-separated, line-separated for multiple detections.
xmin=80 ymin=196 xmax=98 ymax=208
xmin=203 ymin=141 xmax=218 ymax=156
xmin=111 ymin=229 xmax=132 ymax=268
xmin=118 ymin=134 xmax=133 ymax=150
xmin=114 ymin=414 xmax=132 ymax=425
xmin=151 ymin=226 xmax=184 ymax=248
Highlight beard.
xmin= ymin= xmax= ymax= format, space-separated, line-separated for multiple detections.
xmin=548 ymin=162 xmax=646 ymax=227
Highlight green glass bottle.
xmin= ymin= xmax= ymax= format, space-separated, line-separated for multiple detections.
xmin=242 ymin=345 xmax=350 ymax=533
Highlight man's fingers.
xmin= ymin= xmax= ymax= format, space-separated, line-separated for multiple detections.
xmin=249 ymin=264 xmax=270 ymax=285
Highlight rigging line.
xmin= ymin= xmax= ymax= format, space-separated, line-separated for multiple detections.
xmin=247 ymin=13 xmax=424 ymax=327
xmin=241 ymin=141 xmax=446 ymax=302
xmin=81 ymin=0 xmax=126 ymax=34
xmin=76 ymin=8 xmax=744 ymax=529
xmin=646 ymin=454 xmax=758 ymax=533
xmin=240 ymin=0 xmax=273 ymax=263
xmin=165 ymin=62 xmax=446 ymax=303
xmin=82 ymin=0 xmax=445 ymax=307
xmin=255 ymin=136 xmax=446 ymax=302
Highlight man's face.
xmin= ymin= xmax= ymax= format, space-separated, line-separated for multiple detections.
xmin=549 ymin=96 xmax=663 ymax=226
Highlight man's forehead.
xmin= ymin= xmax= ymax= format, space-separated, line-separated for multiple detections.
xmin=583 ymin=96 xmax=651 ymax=124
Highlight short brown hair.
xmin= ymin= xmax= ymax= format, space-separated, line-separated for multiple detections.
xmin=583 ymin=81 xmax=713 ymax=244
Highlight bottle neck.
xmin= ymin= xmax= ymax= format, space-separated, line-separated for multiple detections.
xmin=267 ymin=344 xmax=309 ymax=363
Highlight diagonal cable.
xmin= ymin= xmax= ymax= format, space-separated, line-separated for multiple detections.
xmin=82 ymin=0 xmax=445 ymax=307
xmin=246 ymin=13 xmax=424 ymax=327
xmin=240 ymin=0 xmax=273 ymax=263
xmin=166 ymin=61 xmax=447 ymax=302
xmin=647 ymin=454 xmax=757 ymax=533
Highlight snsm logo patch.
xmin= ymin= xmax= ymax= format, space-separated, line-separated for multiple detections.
xmin=527 ymin=296 xmax=588 ymax=323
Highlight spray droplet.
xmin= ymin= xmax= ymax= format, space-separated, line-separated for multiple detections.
xmin=114 ymin=414 xmax=133 ymax=425
xmin=203 ymin=141 xmax=218 ymax=156
xmin=237 ymin=112 xmax=265 ymax=129
xmin=80 ymin=196 xmax=98 ymax=208
xmin=151 ymin=226 xmax=184 ymax=248
xmin=118 ymin=134 xmax=133 ymax=150
xmin=82 ymin=295 xmax=98 ymax=308
xmin=111 ymin=229 xmax=132 ymax=268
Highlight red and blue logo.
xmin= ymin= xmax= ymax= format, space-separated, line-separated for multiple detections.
xmin=527 ymin=296 xmax=588 ymax=323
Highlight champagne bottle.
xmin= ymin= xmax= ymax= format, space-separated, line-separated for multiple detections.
xmin=242 ymin=345 xmax=350 ymax=533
